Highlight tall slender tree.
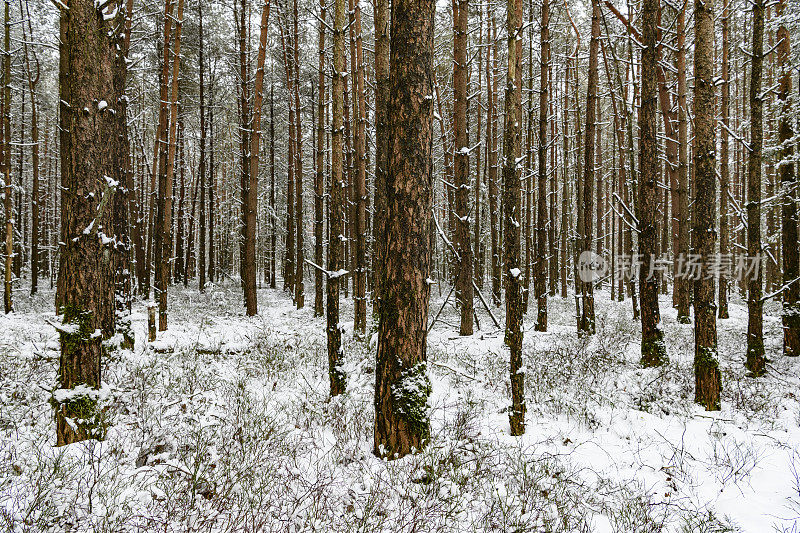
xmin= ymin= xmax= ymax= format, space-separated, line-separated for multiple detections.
xmin=718 ymin=0 xmax=730 ymax=319
xmin=693 ymin=0 xmax=721 ymax=409
xmin=501 ymin=0 xmax=525 ymax=435
xmin=777 ymin=0 xmax=798 ymax=356
xmin=746 ymin=0 xmax=766 ymax=376
xmin=452 ymin=0 xmax=473 ymax=335
xmin=328 ymin=0 xmax=346 ymax=397
xmin=534 ymin=0 xmax=549 ymax=332
xmin=638 ymin=0 xmax=667 ymax=366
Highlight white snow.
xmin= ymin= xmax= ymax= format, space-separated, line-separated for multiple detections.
xmin=1 ymin=283 xmax=798 ymax=532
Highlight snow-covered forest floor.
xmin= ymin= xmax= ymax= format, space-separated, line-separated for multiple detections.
xmin=1 ymin=281 xmax=800 ymax=532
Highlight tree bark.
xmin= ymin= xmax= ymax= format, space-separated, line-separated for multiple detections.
xmin=501 ymin=0 xmax=525 ymax=436
xmin=328 ymin=0 xmax=347 ymax=397
xmin=746 ymin=0 xmax=766 ymax=376
xmin=452 ymin=0 xmax=473 ymax=335
xmin=777 ymin=0 xmax=798 ymax=356
xmin=638 ymin=0 xmax=667 ymax=366
xmin=718 ymin=0 xmax=730 ymax=319
xmin=693 ymin=0 xmax=721 ymax=409
xmin=56 ymin=0 xmax=124 ymax=445
xmin=315 ymin=0 xmax=326 ymax=317
xmin=374 ymin=0 xmax=435 ymax=456
xmin=534 ymin=0 xmax=549 ymax=332
xmin=198 ymin=1 xmax=207 ymax=293
xmin=372 ymin=0 xmax=390 ymax=320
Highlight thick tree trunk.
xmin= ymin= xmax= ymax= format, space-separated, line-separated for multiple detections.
xmin=777 ymin=0 xmax=798 ymax=356
xmin=746 ymin=0 xmax=766 ymax=376
xmin=374 ymin=0 xmax=435 ymax=457
xmin=452 ymin=0 xmax=473 ymax=335
xmin=638 ymin=0 xmax=667 ymax=366
xmin=693 ymin=0 xmax=721 ymax=409
xmin=56 ymin=0 xmax=124 ymax=445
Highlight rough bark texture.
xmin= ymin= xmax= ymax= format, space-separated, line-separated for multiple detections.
xmin=674 ymin=3 xmax=690 ymax=323
xmin=692 ymin=0 xmax=721 ymax=410
xmin=488 ymin=14 xmax=500 ymax=307
xmin=534 ymin=0 xmax=549 ymax=332
xmin=2 ymin=0 xmax=11 ymax=314
xmin=718 ymin=0 xmax=730 ymax=319
xmin=777 ymin=0 xmax=799 ymax=356
xmin=293 ymin=0 xmax=304 ymax=310
xmin=314 ymin=0 xmax=326 ymax=317
xmin=579 ymin=0 xmax=600 ymax=336
xmin=328 ymin=0 xmax=346 ymax=397
xmin=198 ymin=1 xmax=207 ymax=294
xmin=374 ymin=0 xmax=435 ymax=457
xmin=452 ymin=0 xmax=473 ymax=335
xmin=56 ymin=0 xmax=124 ymax=445
xmin=638 ymin=0 xmax=667 ymax=367
xmin=501 ymin=0 xmax=525 ymax=436
xmin=746 ymin=0 xmax=766 ymax=376
xmin=372 ymin=0 xmax=390 ymax=321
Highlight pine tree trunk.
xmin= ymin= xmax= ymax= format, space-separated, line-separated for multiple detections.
xmin=453 ymin=0 xmax=473 ymax=336
xmin=579 ymin=0 xmax=600 ymax=336
xmin=534 ymin=0 xmax=549 ymax=332
xmin=374 ymin=0 xmax=435 ymax=456
xmin=198 ymin=1 xmax=207 ymax=293
xmin=2 ymin=0 xmax=11 ymax=315
xmin=328 ymin=0 xmax=346 ymax=397
xmin=372 ymin=0 xmax=390 ymax=319
xmin=350 ymin=0 xmax=366 ymax=330
xmin=693 ymin=0 xmax=721 ymax=409
xmin=638 ymin=0 xmax=667 ymax=366
xmin=154 ymin=0 xmax=176 ymax=331
xmin=777 ymin=0 xmax=798 ymax=356
xmin=488 ymin=13 xmax=500 ymax=307
xmin=745 ymin=0 xmax=766 ymax=376
xmin=56 ymin=0 xmax=124 ymax=445
xmin=315 ymin=0 xmax=326 ymax=317
xmin=501 ymin=0 xmax=525 ymax=436
xmin=293 ymin=0 xmax=305 ymax=309
xmin=718 ymin=0 xmax=730 ymax=318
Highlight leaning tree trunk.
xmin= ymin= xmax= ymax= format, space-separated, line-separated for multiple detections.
xmin=55 ymin=0 xmax=124 ymax=445
xmin=452 ymin=0 xmax=473 ymax=335
xmin=638 ymin=0 xmax=667 ymax=367
xmin=693 ymin=0 xmax=721 ymax=410
xmin=777 ymin=0 xmax=799 ymax=356
xmin=374 ymin=0 xmax=435 ymax=457
xmin=746 ymin=0 xmax=766 ymax=376
xmin=501 ymin=0 xmax=525 ymax=436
